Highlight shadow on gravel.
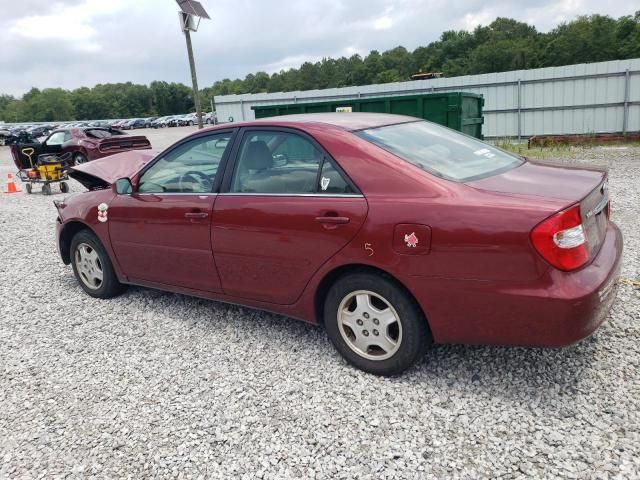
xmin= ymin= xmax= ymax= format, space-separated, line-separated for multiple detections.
xmin=72 ymin=281 xmax=603 ymax=400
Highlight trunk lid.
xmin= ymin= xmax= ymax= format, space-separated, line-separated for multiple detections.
xmin=69 ymin=149 xmax=158 ymax=190
xmin=468 ymin=160 xmax=610 ymax=260
xmin=96 ymin=135 xmax=151 ymax=154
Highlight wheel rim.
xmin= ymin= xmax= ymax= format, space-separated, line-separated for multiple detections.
xmin=337 ymin=290 xmax=403 ymax=361
xmin=74 ymin=243 xmax=103 ymax=290
xmin=74 ymin=154 xmax=86 ymax=164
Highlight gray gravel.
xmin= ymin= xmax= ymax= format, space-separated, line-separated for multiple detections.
xmin=1 ymin=133 xmax=639 ymax=479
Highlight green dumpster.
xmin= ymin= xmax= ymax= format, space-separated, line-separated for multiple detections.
xmin=252 ymin=92 xmax=484 ymax=139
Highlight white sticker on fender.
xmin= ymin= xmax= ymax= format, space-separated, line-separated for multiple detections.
xmin=97 ymin=203 xmax=109 ymax=223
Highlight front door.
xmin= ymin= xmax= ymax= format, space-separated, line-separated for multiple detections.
xmin=213 ymin=129 xmax=368 ymax=305
xmin=108 ymin=131 xmax=234 ymax=293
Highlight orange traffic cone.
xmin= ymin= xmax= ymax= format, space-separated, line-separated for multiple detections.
xmin=3 ymin=173 xmax=21 ymax=194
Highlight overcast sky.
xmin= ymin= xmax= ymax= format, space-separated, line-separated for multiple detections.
xmin=1 ymin=0 xmax=639 ymax=97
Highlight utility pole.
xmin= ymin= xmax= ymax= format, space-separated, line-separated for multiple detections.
xmin=176 ymin=0 xmax=210 ymax=130
xmin=183 ymin=28 xmax=203 ymax=129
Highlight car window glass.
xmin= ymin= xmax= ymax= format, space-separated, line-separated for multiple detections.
xmin=46 ymin=132 xmax=65 ymax=146
xmin=318 ymin=161 xmax=355 ymax=194
xmin=138 ymin=133 xmax=232 ymax=194
xmin=231 ymin=131 xmax=323 ymax=194
xmin=356 ymin=121 xmax=523 ymax=182
xmin=63 ymin=131 xmax=72 ymax=142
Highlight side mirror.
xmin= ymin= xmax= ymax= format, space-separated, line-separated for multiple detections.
xmin=114 ymin=177 xmax=133 ymax=195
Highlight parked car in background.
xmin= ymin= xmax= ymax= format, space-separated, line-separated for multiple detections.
xmin=177 ymin=113 xmax=198 ymax=126
xmin=204 ymin=112 xmax=217 ymax=125
xmin=11 ymin=127 xmax=151 ymax=167
xmin=111 ymin=120 xmax=129 ymax=129
xmin=166 ymin=116 xmax=182 ymax=127
xmin=151 ymin=116 xmax=176 ymax=128
xmin=56 ymin=113 xmax=622 ymax=376
xmin=0 ymin=125 xmax=10 ymax=145
xmin=144 ymin=117 xmax=157 ymax=128
xmin=123 ymin=118 xmax=147 ymax=130
xmin=26 ymin=125 xmax=55 ymax=139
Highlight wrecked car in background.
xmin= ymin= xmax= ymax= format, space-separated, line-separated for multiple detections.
xmin=11 ymin=127 xmax=151 ymax=167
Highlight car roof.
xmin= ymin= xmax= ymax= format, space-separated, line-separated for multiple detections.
xmin=250 ymin=112 xmax=420 ymax=131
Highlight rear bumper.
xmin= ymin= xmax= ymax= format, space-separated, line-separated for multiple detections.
xmin=407 ymin=222 xmax=624 ymax=347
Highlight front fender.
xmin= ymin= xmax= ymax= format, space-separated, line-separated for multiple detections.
xmin=56 ymin=190 xmax=125 ymax=280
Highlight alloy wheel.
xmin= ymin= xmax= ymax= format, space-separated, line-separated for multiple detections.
xmin=337 ymin=290 xmax=403 ymax=361
xmin=75 ymin=243 xmax=103 ymax=290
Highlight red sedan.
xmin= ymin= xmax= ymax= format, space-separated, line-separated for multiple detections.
xmin=55 ymin=113 xmax=623 ymax=375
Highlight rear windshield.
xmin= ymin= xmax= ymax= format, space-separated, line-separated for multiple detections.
xmin=85 ymin=128 xmax=122 ymax=139
xmin=356 ymin=120 xmax=523 ymax=182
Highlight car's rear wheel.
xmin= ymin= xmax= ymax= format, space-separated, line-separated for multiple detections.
xmin=70 ymin=230 xmax=126 ymax=299
xmin=73 ymin=152 xmax=88 ymax=165
xmin=324 ymin=271 xmax=431 ymax=376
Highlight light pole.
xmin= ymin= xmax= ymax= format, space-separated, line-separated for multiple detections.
xmin=176 ymin=0 xmax=210 ymax=129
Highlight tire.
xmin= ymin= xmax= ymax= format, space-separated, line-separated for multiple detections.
xmin=25 ymin=183 xmax=32 ymax=194
xmin=189 ymin=121 xmax=194 ymax=126
xmin=60 ymin=182 xmax=69 ymax=193
xmin=324 ymin=271 xmax=431 ymax=376
xmin=42 ymin=184 xmax=51 ymax=195
xmin=73 ymin=152 xmax=88 ymax=165
xmin=70 ymin=230 xmax=126 ymax=299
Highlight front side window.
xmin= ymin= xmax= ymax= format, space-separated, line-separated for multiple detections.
xmin=356 ymin=120 xmax=523 ymax=182
xmin=46 ymin=132 xmax=66 ymax=146
xmin=138 ymin=133 xmax=232 ymax=193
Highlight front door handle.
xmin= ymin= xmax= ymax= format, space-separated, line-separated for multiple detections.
xmin=185 ymin=212 xmax=209 ymax=219
xmin=315 ymin=216 xmax=350 ymax=225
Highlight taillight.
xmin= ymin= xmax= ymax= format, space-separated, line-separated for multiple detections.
xmin=531 ymin=204 xmax=589 ymax=271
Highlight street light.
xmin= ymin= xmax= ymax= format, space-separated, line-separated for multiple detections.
xmin=176 ymin=0 xmax=210 ymax=129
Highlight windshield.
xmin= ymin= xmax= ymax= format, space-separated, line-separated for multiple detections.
xmin=356 ymin=120 xmax=523 ymax=182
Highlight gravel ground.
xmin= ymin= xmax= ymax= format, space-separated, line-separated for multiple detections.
xmin=0 ymin=131 xmax=639 ymax=479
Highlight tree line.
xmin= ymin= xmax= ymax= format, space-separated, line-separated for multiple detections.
xmin=1 ymin=12 xmax=639 ymax=123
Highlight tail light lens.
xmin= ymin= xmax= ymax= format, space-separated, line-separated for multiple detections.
xmin=531 ymin=204 xmax=589 ymax=271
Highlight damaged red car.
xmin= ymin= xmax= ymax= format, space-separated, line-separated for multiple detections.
xmin=54 ymin=113 xmax=623 ymax=375
xmin=12 ymin=127 xmax=151 ymax=168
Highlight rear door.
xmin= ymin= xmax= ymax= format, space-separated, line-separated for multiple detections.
xmin=212 ymin=128 xmax=368 ymax=305
xmin=108 ymin=130 xmax=235 ymax=292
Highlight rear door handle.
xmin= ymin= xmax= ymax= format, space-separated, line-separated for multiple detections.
xmin=315 ymin=216 xmax=350 ymax=225
xmin=185 ymin=212 xmax=209 ymax=219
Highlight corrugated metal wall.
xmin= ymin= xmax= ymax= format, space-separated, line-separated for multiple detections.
xmin=214 ymin=58 xmax=640 ymax=139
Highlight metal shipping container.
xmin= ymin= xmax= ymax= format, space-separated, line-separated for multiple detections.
xmin=215 ymin=58 xmax=640 ymax=139
xmin=252 ymin=92 xmax=485 ymax=139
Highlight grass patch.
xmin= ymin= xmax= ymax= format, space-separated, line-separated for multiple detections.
xmin=493 ymin=139 xmax=640 ymax=160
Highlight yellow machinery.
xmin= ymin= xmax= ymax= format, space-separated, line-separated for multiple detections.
xmin=15 ymin=148 xmax=70 ymax=195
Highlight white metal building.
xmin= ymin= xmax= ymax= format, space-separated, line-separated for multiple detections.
xmin=214 ymin=58 xmax=640 ymax=139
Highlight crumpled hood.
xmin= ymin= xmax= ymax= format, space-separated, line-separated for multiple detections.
xmin=69 ymin=149 xmax=158 ymax=189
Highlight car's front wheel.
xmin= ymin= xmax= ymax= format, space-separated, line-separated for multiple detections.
xmin=70 ymin=230 xmax=126 ymax=299
xmin=324 ymin=271 xmax=431 ymax=376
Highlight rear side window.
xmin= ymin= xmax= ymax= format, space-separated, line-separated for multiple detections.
xmin=356 ymin=121 xmax=523 ymax=182
xmin=230 ymin=131 xmax=357 ymax=195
